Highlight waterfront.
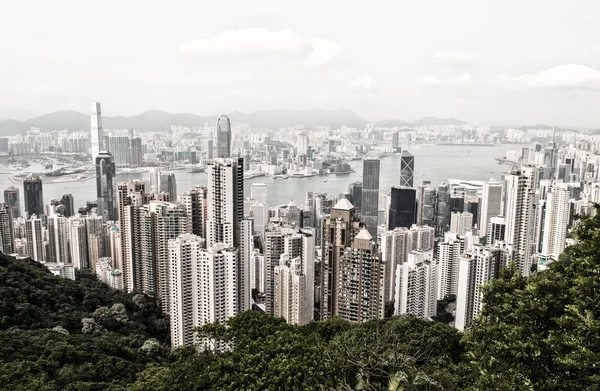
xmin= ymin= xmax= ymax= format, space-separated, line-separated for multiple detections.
xmin=0 ymin=143 xmax=526 ymax=212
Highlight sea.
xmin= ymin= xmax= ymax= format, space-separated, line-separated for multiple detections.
xmin=0 ymin=143 xmax=526 ymax=211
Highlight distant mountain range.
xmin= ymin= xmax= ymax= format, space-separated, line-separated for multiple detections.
xmin=0 ymin=108 xmax=473 ymax=135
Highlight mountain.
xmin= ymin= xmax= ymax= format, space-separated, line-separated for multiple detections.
xmin=0 ymin=108 xmax=368 ymax=135
xmin=374 ymin=119 xmax=412 ymax=128
xmin=412 ymin=116 xmax=469 ymax=127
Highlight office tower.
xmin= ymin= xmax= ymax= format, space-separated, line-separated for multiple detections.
xmin=540 ymin=185 xmax=570 ymax=259
xmin=207 ymin=158 xmax=244 ymax=248
xmin=250 ymin=202 xmax=269 ymax=242
xmin=25 ymin=216 xmax=45 ymax=262
xmin=487 ymin=216 xmax=506 ymax=246
xmin=159 ymin=171 xmax=178 ymax=201
xmin=274 ymin=254 xmax=309 ymax=325
xmin=207 ymin=139 xmax=214 ymax=160
xmin=392 ymin=132 xmax=400 ymax=152
xmin=388 ymin=186 xmax=416 ymax=230
xmin=90 ymin=102 xmax=103 ymax=163
xmin=504 ymin=169 xmax=535 ymax=276
xmin=479 ymin=181 xmax=503 ymax=237
xmin=179 ymin=186 xmax=208 ymax=239
xmin=107 ymin=136 xmax=131 ymax=167
xmin=450 ymin=212 xmax=473 ymax=236
xmin=464 ymin=195 xmax=479 ymax=228
xmin=449 ymin=194 xmax=465 ymax=214
xmin=69 ymin=216 xmax=89 ymax=269
xmin=417 ymin=182 xmax=436 ymax=227
xmin=436 ymin=232 xmax=465 ymax=300
xmin=23 ymin=176 xmax=44 ymax=218
xmin=47 ymin=215 xmax=69 ymax=263
xmin=348 ymin=181 xmax=362 ymax=213
xmin=436 ymin=183 xmax=450 ymax=235
xmin=394 ymin=250 xmax=437 ymax=318
xmin=96 ymin=151 xmax=116 ymax=221
xmin=399 ymin=150 xmax=415 ymax=188
xmin=361 ymin=158 xmax=380 ymax=237
xmin=130 ymin=137 xmax=143 ymax=166
xmin=296 ymin=132 xmax=309 ymax=157
xmin=251 ymin=183 xmax=268 ymax=204
xmin=455 ymin=244 xmax=503 ymax=331
xmin=216 ymin=114 xmax=232 ymax=158
xmin=4 ymin=186 xmax=20 ymax=218
xmin=0 ymin=204 xmax=14 ymax=254
xmin=50 ymin=194 xmax=75 ymax=217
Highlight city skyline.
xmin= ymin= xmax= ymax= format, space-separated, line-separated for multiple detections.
xmin=1 ymin=1 xmax=600 ymax=127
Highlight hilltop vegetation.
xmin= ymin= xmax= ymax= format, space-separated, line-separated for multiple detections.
xmin=1 ymin=207 xmax=600 ymax=390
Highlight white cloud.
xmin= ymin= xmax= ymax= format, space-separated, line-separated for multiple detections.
xmin=434 ymin=52 xmax=479 ymax=65
xmin=179 ymin=28 xmax=342 ymax=67
xmin=452 ymin=72 xmax=475 ymax=85
xmin=416 ymin=75 xmax=442 ymax=86
xmin=514 ymin=64 xmax=600 ymax=90
xmin=349 ymin=74 xmax=378 ymax=91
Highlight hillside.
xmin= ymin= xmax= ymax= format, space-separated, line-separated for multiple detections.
xmin=0 ymin=108 xmax=369 ymax=135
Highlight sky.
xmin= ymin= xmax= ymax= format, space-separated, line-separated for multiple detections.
xmin=1 ymin=0 xmax=600 ymax=127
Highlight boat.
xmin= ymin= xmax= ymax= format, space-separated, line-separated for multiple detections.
xmin=323 ymin=179 xmax=328 ymax=183
xmin=187 ymin=166 xmax=206 ymax=173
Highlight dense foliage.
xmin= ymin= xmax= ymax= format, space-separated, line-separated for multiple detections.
xmin=3 ymin=208 xmax=600 ymax=390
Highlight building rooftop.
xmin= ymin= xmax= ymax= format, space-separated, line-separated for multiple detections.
xmin=355 ymin=228 xmax=372 ymax=241
xmin=333 ymin=198 xmax=354 ymax=211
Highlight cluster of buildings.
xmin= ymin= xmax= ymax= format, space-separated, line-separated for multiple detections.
xmin=0 ymin=102 xmax=596 ymax=348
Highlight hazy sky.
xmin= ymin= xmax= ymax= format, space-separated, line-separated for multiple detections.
xmin=2 ymin=0 xmax=600 ymax=126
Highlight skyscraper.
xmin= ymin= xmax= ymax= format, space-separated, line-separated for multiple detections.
xmin=4 ymin=186 xmax=20 ymax=218
xmin=347 ymin=181 xmax=362 ymax=213
xmin=107 ymin=136 xmax=131 ymax=167
xmin=487 ymin=216 xmax=506 ymax=246
xmin=296 ymin=132 xmax=309 ymax=157
xmin=69 ymin=216 xmax=89 ymax=269
xmin=130 ymin=137 xmax=143 ymax=166
xmin=23 ymin=176 xmax=44 ymax=218
xmin=274 ymin=255 xmax=310 ymax=325
xmin=159 ymin=171 xmax=178 ymax=201
xmin=0 ymin=203 xmax=14 ymax=254
xmin=504 ymin=168 xmax=535 ymax=276
xmin=207 ymin=158 xmax=244 ymax=248
xmin=436 ymin=232 xmax=465 ymax=300
xmin=395 ymin=251 xmax=437 ymax=319
xmin=47 ymin=214 xmax=69 ymax=263
xmin=417 ymin=181 xmax=436 ymax=227
xmin=388 ymin=186 xmax=416 ymax=230
xmin=91 ymin=102 xmax=103 ymax=163
xmin=361 ymin=158 xmax=380 ymax=237
xmin=450 ymin=212 xmax=473 ymax=236
xmin=399 ymin=150 xmax=415 ymax=188
xmin=479 ymin=181 xmax=503 ymax=237
xmin=540 ymin=185 xmax=570 ymax=260
xmin=96 ymin=151 xmax=116 ymax=221
xmin=251 ymin=183 xmax=268 ymax=204
xmin=179 ymin=186 xmax=208 ymax=239
xmin=216 ymin=114 xmax=232 ymax=158
xmin=25 ymin=216 xmax=45 ymax=262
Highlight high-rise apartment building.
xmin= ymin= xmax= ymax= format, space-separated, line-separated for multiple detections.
xmin=504 ymin=168 xmax=535 ymax=275
xmin=179 ymin=186 xmax=208 ymax=239
xmin=90 ymin=102 xmax=103 ymax=163
xmin=540 ymin=185 xmax=570 ymax=259
xmin=274 ymin=254 xmax=310 ymax=325
xmin=394 ymin=250 xmax=437 ymax=319
xmin=479 ymin=181 xmax=502 ymax=237
xmin=4 ymin=186 xmax=20 ymax=218
xmin=436 ymin=232 xmax=465 ymax=300
xmin=0 ymin=204 xmax=14 ymax=254
xmin=69 ymin=216 xmax=89 ymax=269
xmin=130 ymin=137 xmax=143 ymax=166
xmin=96 ymin=151 xmax=116 ymax=221
xmin=107 ymin=136 xmax=131 ymax=167
xmin=47 ymin=214 xmax=69 ymax=263
xmin=388 ymin=186 xmax=416 ymax=230
xmin=487 ymin=216 xmax=506 ymax=246
xmin=455 ymin=244 xmax=504 ymax=331
xmin=450 ymin=212 xmax=473 ymax=236
xmin=361 ymin=158 xmax=380 ymax=237
xmin=216 ymin=114 xmax=232 ymax=158
xmin=25 ymin=216 xmax=45 ymax=262
xmin=399 ymin=150 xmax=415 ymax=188
xmin=23 ymin=176 xmax=44 ymax=218
xmin=296 ymin=132 xmax=309 ymax=157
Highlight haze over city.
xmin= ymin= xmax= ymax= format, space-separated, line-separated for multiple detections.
xmin=2 ymin=0 xmax=600 ymax=127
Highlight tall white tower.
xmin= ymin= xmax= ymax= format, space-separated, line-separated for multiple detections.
xmin=216 ymin=114 xmax=232 ymax=158
xmin=541 ymin=185 xmax=570 ymax=259
xmin=479 ymin=180 xmax=503 ymax=237
xmin=91 ymin=102 xmax=103 ymax=163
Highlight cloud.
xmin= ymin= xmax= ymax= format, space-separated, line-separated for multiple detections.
xmin=416 ymin=73 xmax=474 ymax=86
xmin=434 ymin=52 xmax=479 ymax=65
xmin=179 ymin=28 xmax=342 ymax=66
xmin=416 ymin=75 xmax=442 ymax=86
xmin=514 ymin=64 xmax=600 ymax=90
xmin=348 ymin=74 xmax=378 ymax=91
xmin=452 ymin=72 xmax=475 ymax=85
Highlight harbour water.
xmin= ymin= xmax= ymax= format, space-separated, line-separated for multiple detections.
xmin=0 ymin=144 xmax=525 ymax=211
